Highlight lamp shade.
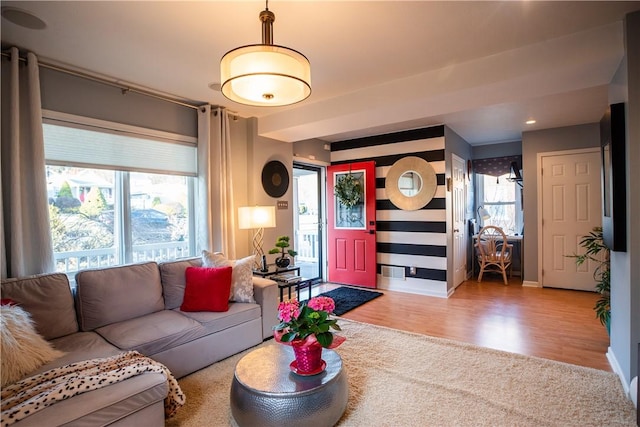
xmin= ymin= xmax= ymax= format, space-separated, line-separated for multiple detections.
xmin=477 ymin=206 xmax=491 ymax=221
xmin=238 ymin=206 xmax=276 ymax=229
xmin=221 ymin=44 xmax=311 ymax=106
xmin=220 ymin=4 xmax=311 ymax=107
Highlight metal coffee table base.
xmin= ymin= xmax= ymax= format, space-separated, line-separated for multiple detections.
xmin=230 ymin=345 xmax=348 ymax=427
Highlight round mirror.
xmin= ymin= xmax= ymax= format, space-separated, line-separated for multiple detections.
xmin=385 ymin=156 xmax=437 ymax=211
xmin=398 ymin=171 xmax=422 ymax=197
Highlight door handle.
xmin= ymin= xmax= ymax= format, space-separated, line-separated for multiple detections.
xmin=365 ymin=230 xmax=375 ymax=235
xmin=454 ymin=228 xmax=459 ymax=233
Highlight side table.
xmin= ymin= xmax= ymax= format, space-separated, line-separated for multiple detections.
xmin=275 ymin=277 xmax=320 ymax=302
xmin=254 ymin=265 xmax=318 ymax=301
xmin=230 ymin=344 xmax=348 ymax=427
xmin=252 ymin=264 xmax=300 ymax=279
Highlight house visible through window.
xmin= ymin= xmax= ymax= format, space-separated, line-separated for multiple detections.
xmin=477 ymin=173 xmax=523 ymax=235
xmin=43 ymin=112 xmax=196 ymax=277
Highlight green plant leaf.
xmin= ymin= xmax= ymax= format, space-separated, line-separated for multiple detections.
xmin=316 ymin=332 xmax=333 ymax=348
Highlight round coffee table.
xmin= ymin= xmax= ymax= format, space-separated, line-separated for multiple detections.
xmin=230 ymin=344 xmax=348 ymax=427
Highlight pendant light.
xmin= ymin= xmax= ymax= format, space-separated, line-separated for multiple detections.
xmin=220 ymin=1 xmax=311 ymax=107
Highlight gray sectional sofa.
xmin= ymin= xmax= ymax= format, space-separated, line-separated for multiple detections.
xmin=1 ymin=257 xmax=278 ymax=426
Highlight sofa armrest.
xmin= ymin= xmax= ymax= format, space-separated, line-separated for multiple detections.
xmin=252 ymin=277 xmax=278 ymax=340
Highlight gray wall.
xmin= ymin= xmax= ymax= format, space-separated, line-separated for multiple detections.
xmin=293 ymin=138 xmax=331 ymax=163
xmin=245 ymin=118 xmax=295 ymax=265
xmin=472 ymin=140 xmax=522 ymax=159
xmin=39 ymin=68 xmax=198 ymax=137
xmin=522 ymin=123 xmax=604 ymax=282
xmin=609 ymin=9 xmax=640 ymax=389
xmin=521 ymin=123 xmax=600 ymax=283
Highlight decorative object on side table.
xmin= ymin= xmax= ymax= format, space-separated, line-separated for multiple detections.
xmin=274 ymin=297 xmax=345 ymax=375
xmin=268 ymin=236 xmax=298 ymax=269
xmin=334 ymin=171 xmax=363 ymax=208
xmin=568 ymin=226 xmax=610 ymax=333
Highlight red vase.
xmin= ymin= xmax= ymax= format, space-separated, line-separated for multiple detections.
xmin=290 ymin=340 xmax=324 ymax=375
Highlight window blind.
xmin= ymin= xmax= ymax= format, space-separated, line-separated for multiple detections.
xmin=43 ymin=112 xmax=197 ymax=176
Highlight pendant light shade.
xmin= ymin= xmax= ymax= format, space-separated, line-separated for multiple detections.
xmin=220 ymin=4 xmax=311 ymax=107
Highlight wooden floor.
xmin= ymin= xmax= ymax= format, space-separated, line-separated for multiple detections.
xmin=312 ymin=277 xmax=612 ymax=371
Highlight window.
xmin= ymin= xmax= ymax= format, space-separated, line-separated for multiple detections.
xmin=43 ymin=112 xmax=196 ymax=276
xmin=477 ymin=173 xmax=523 ymax=235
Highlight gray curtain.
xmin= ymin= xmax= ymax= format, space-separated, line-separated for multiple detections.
xmin=1 ymin=47 xmax=54 ymax=278
xmin=196 ymin=106 xmax=236 ymax=258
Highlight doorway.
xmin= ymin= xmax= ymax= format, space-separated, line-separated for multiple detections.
xmin=452 ymin=153 xmax=467 ymax=288
xmin=293 ymin=163 xmax=323 ymax=281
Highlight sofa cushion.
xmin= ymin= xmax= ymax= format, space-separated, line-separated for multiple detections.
xmin=159 ymin=257 xmax=202 ymax=310
xmin=37 ymin=332 xmax=122 ymax=374
xmin=9 ymin=372 xmax=167 ymax=427
xmin=202 ymin=251 xmax=256 ymax=303
xmin=1 ymin=272 xmax=78 ymax=340
xmin=181 ymin=266 xmax=233 ymax=312
xmin=95 ymin=310 xmax=204 ymax=356
xmin=1 ymin=304 xmax=65 ymax=386
xmin=176 ymin=302 xmax=261 ymax=335
xmin=75 ymin=262 xmax=165 ymax=331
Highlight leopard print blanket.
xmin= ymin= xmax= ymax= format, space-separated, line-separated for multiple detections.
xmin=0 ymin=351 xmax=185 ymax=426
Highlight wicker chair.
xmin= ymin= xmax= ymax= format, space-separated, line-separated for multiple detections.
xmin=475 ymin=225 xmax=513 ymax=285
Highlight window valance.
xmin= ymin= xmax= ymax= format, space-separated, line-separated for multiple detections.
xmin=472 ymin=155 xmax=522 ymax=177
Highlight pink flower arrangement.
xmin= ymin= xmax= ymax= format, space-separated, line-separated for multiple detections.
xmin=274 ymin=296 xmax=342 ymax=348
xmin=306 ymin=296 xmax=335 ymax=313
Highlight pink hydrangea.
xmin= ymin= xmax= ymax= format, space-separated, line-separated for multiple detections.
xmin=307 ymin=296 xmax=335 ymax=314
xmin=278 ymin=300 xmax=300 ymax=323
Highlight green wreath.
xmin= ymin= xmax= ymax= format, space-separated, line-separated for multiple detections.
xmin=334 ymin=173 xmax=363 ymax=208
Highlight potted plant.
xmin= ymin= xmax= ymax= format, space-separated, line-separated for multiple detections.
xmin=273 ymin=297 xmax=345 ymax=375
xmin=570 ymin=226 xmax=610 ymax=333
xmin=268 ymin=236 xmax=298 ymax=268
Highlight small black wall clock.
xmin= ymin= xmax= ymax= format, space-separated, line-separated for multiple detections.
xmin=261 ymin=160 xmax=289 ymax=198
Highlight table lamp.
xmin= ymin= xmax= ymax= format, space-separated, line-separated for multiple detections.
xmin=238 ymin=206 xmax=276 ymax=270
xmin=477 ymin=206 xmax=491 ymax=227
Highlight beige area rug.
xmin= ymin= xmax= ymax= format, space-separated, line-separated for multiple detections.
xmin=166 ymin=319 xmax=636 ymax=427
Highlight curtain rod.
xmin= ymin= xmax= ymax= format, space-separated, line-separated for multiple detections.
xmin=1 ymin=50 xmax=212 ymax=112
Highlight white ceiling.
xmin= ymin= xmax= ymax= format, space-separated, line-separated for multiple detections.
xmin=2 ymin=1 xmax=639 ymax=145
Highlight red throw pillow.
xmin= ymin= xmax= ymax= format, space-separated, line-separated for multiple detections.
xmin=181 ymin=266 xmax=233 ymax=312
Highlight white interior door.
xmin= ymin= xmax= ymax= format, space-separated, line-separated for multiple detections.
xmin=452 ymin=154 xmax=466 ymax=287
xmin=540 ymin=149 xmax=601 ymax=290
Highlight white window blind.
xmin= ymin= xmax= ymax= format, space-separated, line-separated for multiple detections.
xmin=43 ymin=111 xmax=197 ymax=176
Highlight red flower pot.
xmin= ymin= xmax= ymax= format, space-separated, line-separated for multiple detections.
xmin=290 ymin=340 xmax=324 ymax=375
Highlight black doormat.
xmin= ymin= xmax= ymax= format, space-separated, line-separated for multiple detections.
xmin=317 ymin=287 xmax=383 ymax=316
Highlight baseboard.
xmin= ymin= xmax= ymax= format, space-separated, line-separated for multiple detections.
xmin=522 ymin=280 xmax=541 ymax=288
xmin=607 ymin=346 xmax=631 ymax=395
xmin=378 ymin=280 xmax=448 ymax=298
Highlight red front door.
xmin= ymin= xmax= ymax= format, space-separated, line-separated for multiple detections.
xmin=327 ymin=161 xmax=377 ymax=288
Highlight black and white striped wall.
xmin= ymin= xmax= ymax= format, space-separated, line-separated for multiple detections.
xmin=331 ymin=125 xmax=448 ymax=297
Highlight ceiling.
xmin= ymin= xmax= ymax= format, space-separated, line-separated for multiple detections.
xmin=2 ymin=1 xmax=639 ymax=145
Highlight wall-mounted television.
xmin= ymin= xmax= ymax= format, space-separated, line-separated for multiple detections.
xmin=600 ymin=102 xmax=626 ymax=252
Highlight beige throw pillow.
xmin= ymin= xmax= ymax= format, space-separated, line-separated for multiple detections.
xmin=202 ymin=251 xmax=256 ymax=303
xmin=1 ymin=304 xmax=65 ymax=386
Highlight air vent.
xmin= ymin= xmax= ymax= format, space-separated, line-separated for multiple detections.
xmin=381 ymin=266 xmax=405 ymax=280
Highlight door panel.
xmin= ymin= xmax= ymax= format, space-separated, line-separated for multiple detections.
xmin=541 ymin=150 xmax=601 ymax=290
xmin=327 ymin=161 xmax=377 ymax=288
xmin=452 ymin=154 xmax=466 ymax=286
